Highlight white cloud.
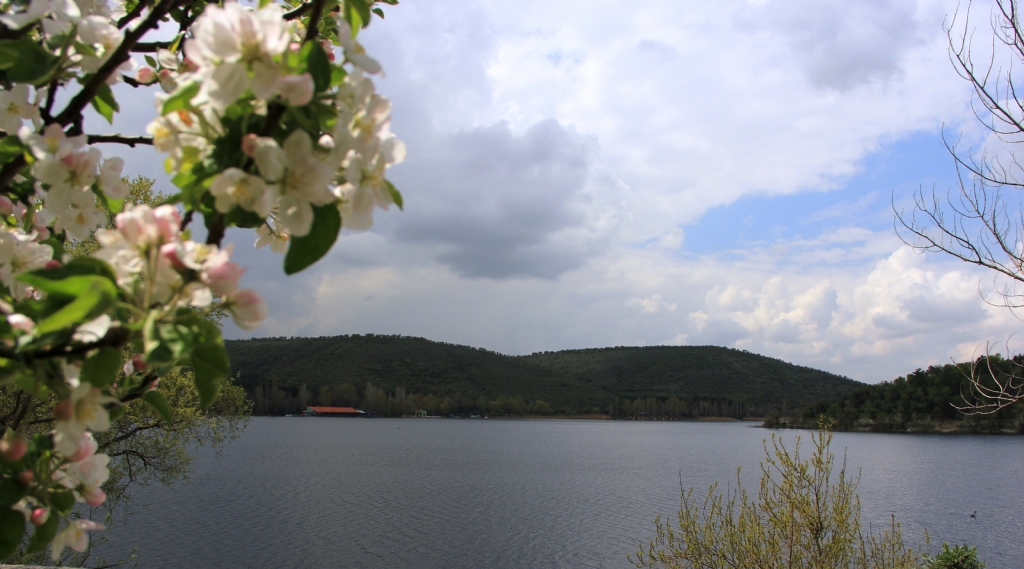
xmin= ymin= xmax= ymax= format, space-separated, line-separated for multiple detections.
xmin=626 ymin=294 xmax=678 ymax=315
xmin=89 ymin=0 xmax=1016 ymax=384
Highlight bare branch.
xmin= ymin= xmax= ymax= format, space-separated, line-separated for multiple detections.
xmin=87 ymin=134 xmax=154 ymax=147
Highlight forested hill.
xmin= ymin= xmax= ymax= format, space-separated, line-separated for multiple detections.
xmin=521 ymin=347 xmax=860 ymax=410
xmin=225 ymin=335 xmax=863 ymax=417
xmin=789 ymin=357 xmax=1024 ymax=433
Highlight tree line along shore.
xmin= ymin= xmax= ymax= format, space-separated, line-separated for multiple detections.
xmin=222 ymin=335 xmax=1021 ymax=432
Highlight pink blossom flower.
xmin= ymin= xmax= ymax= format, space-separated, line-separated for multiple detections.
xmin=225 ymin=288 xmax=267 ymax=330
xmin=202 ymin=260 xmax=245 ymax=296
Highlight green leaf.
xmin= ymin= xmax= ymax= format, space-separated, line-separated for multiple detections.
xmin=34 ymin=277 xmax=116 ymax=335
xmin=0 ymin=136 xmax=23 ymax=163
xmin=90 ymin=83 xmax=119 ymax=124
xmin=0 ymin=39 xmax=55 ymax=85
xmin=330 ymin=65 xmax=349 ymax=87
xmin=26 ymin=511 xmax=58 ymax=553
xmin=21 ymin=258 xmax=117 ymax=287
xmin=372 ymin=7 xmax=384 ymax=18
xmin=385 ymin=179 xmax=403 ymax=210
xmin=0 ymin=507 xmax=24 ymax=560
xmin=144 ymin=54 xmax=158 ymax=68
xmin=161 ymin=82 xmax=201 ymax=115
xmin=304 ymin=40 xmax=332 ymax=93
xmin=18 ymin=273 xmax=110 ymax=300
xmin=80 ymin=347 xmax=121 ymax=388
xmin=143 ymin=390 xmax=173 ymax=423
xmin=284 ymin=203 xmax=341 ymax=275
xmin=49 ymin=490 xmax=74 ymax=514
xmin=344 ymin=0 xmax=367 ymax=33
xmin=191 ymin=340 xmax=228 ymax=409
xmin=0 ymin=479 xmax=26 ymax=507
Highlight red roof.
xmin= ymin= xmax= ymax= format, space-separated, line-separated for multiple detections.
xmin=307 ymin=406 xmax=363 ymax=414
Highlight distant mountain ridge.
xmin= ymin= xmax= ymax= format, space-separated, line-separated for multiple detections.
xmin=226 ymin=335 xmax=863 ymax=416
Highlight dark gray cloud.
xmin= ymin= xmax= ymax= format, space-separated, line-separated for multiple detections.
xmin=739 ymin=0 xmax=924 ymax=91
xmin=388 ymin=119 xmax=598 ymax=279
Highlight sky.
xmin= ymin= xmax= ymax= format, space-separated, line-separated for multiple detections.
xmin=94 ymin=0 xmax=1024 ymax=383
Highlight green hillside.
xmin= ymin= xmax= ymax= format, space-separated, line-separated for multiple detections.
xmin=225 ymin=335 xmax=863 ymax=417
xmin=522 ymin=346 xmax=860 ymax=408
xmin=788 ymin=356 xmax=1024 ymax=433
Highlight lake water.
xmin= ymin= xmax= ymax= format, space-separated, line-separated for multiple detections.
xmin=90 ymin=418 xmax=1024 ymax=569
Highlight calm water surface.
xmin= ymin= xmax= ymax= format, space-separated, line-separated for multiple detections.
xmin=92 ymin=418 xmax=1024 ymax=568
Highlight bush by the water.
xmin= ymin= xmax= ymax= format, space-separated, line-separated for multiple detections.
xmin=922 ymin=544 xmax=985 ymax=569
xmin=632 ymin=423 xmax=917 ymax=568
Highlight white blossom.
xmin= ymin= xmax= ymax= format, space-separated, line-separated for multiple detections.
xmin=254 ymin=221 xmax=289 ymax=254
xmin=333 ymin=17 xmax=382 ymax=74
xmin=0 ymin=85 xmax=40 ymax=133
xmin=0 ymin=230 xmax=53 ymax=298
xmin=254 ymin=130 xmax=334 ymax=236
xmin=51 ymin=519 xmax=104 ymax=561
xmin=53 ymin=384 xmax=117 ymax=457
xmin=209 ymin=168 xmax=276 ymax=218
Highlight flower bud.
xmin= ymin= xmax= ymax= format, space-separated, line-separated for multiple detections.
xmin=0 ymin=196 xmax=13 ymax=216
xmin=45 ymin=259 xmax=61 ymax=269
xmin=82 ymin=486 xmax=106 ymax=507
xmin=0 ymin=435 xmax=27 ymax=462
xmin=241 ymin=133 xmax=259 ymax=157
xmin=30 ymin=508 xmax=48 ymax=526
xmin=289 ymin=41 xmax=301 ymax=52
xmin=136 ymin=67 xmax=156 ymax=84
xmin=18 ymin=470 xmax=33 ymax=485
xmin=53 ymin=399 xmax=73 ymax=422
xmin=33 ymin=225 xmax=50 ymax=240
xmin=152 ymin=205 xmax=181 ymax=243
xmin=7 ymin=314 xmax=34 ymax=334
xmin=321 ymin=40 xmax=336 ymax=62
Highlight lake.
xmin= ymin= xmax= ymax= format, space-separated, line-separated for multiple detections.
xmin=90 ymin=418 xmax=1024 ymax=568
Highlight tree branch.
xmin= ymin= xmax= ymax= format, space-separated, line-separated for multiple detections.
xmin=87 ymin=134 xmax=154 ymax=147
xmin=132 ymin=41 xmax=172 ymax=53
xmin=53 ymin=0 xmax=185 ymax=129
xmin=99 ymin=421 xmax=163 ymax=451
xmin=303 ymin=0 xmax=327 ymax=43
xmin=284 ymin=3 xmax=313 ymax=21
xmin=117 ymin=0 xmax=153 ymax=29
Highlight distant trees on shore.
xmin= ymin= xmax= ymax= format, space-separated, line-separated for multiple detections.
xmin=791 ymin=356 xmax=1024 ymax=433
xmin=246 ymin=377 xmax=769 ymax=419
